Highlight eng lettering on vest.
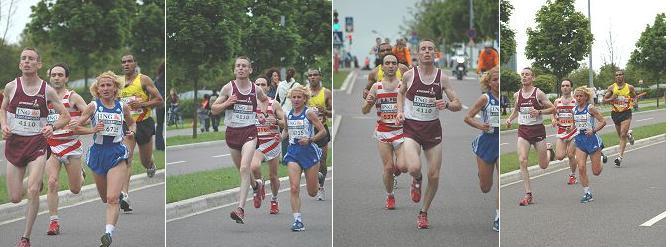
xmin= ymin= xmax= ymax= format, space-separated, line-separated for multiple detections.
xmin=13 ymin=107 xmax=42 ymax=132
xmin=412 ymin=95 xmax=437 ymax=120
xmin=287 ymin=119 xmax=308 ymax=139
xmin=488 ymin=106 xmax=500 ymax=127
xmin=97 ymin=112 xmax=123 ymax=136
xmin=47 ymin=109 xmax=59 ymax=124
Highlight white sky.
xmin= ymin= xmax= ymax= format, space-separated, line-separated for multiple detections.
xmin=1 ymin=0 xmax=39 ymax=45
xmin=510 ymin=0 xmax=666 ymax=73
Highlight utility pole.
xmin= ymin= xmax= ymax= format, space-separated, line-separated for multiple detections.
xmin=588 ymin=0 xmax=594 ymax=88
xmin=469 ymin=0 xmax=474 ymax=69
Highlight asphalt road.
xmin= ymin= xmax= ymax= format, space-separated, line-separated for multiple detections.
xmin=500 ymin=139 xmax=665 ymax=247
xmin=0 ymin=182 xmax=165 ymax=246
xmin=333 ymin=69 xmax=498 ymax=247
xmin=499 ymin=109 xmax=665 ymax=154
xmin=166 ymin=176 xmax=333 ymax=246
xmin=166 ymin=142 xmax=233 ymax=176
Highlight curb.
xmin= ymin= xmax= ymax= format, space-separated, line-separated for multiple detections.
xmin=166 ymin=167 xmax=333 ymax=221
xmin=333 ymin=115 xmax=342 ymax=138
xmin=334 ymin=70 xmax=355 ymax=92
xmin=0 ymin=169 xmax=165 ymax=223
xmin=500 ymin=134 xmax=666 ymax=186
xmin=499 ymin=108 xmax=665 ymax=134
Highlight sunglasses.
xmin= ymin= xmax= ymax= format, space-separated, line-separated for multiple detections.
xmin=308 ymin=73 xmax=320 ymax=77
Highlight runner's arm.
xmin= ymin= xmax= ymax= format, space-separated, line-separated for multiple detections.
xmin=70 ymin=92 xmax=91 ymax=126
xmin=211 ymin=84 xmax=232 ymax=115
xmin=463 ymin=95 xmax=489 ymax=131
xmin=362 ymin=84 xmax=377 ymax=114
xmin=46 ymin=86 xmax=70 ymax=130
xmin=589 ymin=104 xmax=606 ymax=133
xmin=273 ymin=100 xmax=286 ymax=129
xmin=72 ymin=102 xmax=99 ymax=135
xmin=0 ymin=82 xmax=15 ymax=134
xmin=602 ymin=85 xmax=615 ymax=102
xmin=551 ymin=98 xmax=560 ymax=126
xmin=396 ymin=70 xmax=412 ymax=122
xmin=441 ymin=73 xmax=462 ymax=112
xmin=256 ymin=84 xmax=269 ymax=116
xmin=307 ymin=109 xmax=326 ymax=143
xmin=506 ymin=92 xmax=519 ymax=125
xmin=123 ymin=102 xmax=137 ymax=136
xmin=364 ymin=70 xmax=377 ymax=99
xmin=324 ymin=88 xmax=332 ymax=118
xmin=536 ymin=90 xmax=555 ymax=115
xmin=140 ymin=75 xmax=163 ymax=108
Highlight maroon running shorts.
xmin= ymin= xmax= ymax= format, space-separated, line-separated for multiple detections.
xmin=225 ymin=125 xmax=258 ymax=150
xmin=403 ymin=119 xmax=442 ymax=150
xmin=518 ymin=124 xmax=546 ymax=144
xmin=5 ymin=134 xmax=48 ymax=167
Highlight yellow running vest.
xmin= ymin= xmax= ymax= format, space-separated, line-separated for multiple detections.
xmin=308 ymin=87 xmax=327 ymax=124
xmin=375 ymin=65 xmax=403 ymax=82
xmin=611 ymin=82 xmax=632 ymax=112
xmin=120 ymin=74 xmax=151 ymax=122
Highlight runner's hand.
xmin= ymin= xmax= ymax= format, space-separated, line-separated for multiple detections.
xmin=396 ymin=111 xmax=405 ymax=125
xmin=585 ymin=129 xmax=593 ymax=136
xmin=41 ymin=125 xmax=54 ymax=139
xmin=447 ymin=101 xmax=462 ymax=111
xmin=298 ymin=137 xmax=310 ymax=145
xmin=225 ymin=94 xmax=238 ymax=108
xmin=505 ymin=118 xmax=512 ymax=128
xmin=67 ymin=119 xmax=80 ymax=129
xmin=529 ymin=109 xmax=540 ymax=117
xmin=551 ymin=118 xmax=558 ymax=127
xmin=436 ymin=99 xmax=447 ymax=110
xmin=365 ymin=94 xmax=375 ymax=105
xmin=362 ymin=89 xmax=369 ymax=99
xmin=93 ymin=122 xmax=104 ymax=133
xmin=2 ymin=125 xmax=11 ymax=139
xmin=479 ymin=123 xmax=491 ymax=132
xmin=128 ymin=99 xmax=142 ymax=110
xmin=257 ymin=113 xmax=267 ymax=125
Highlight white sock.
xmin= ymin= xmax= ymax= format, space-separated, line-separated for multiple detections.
xmin=50 ymin=215 xmax=59 ymax=221
xmin=293 ymin=213 xmax=302 ymax=221
xmin=105 ymin=224 xmax=115 ymax=236
xmin=495 ymin=209 xmax=500 ymax=221
xmin=271 ymin=195 xmax=278 ymax=201
xmin=387 ymin=192 xmax=394 ymax=196
xmin=583 ymin=187 xmax=590 ymax=194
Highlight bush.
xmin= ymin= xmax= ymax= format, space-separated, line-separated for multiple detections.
xmin=533 ymin=74 xmax=557 ymax=94
xmin=501 ymin=66 xmax=520 ymax=94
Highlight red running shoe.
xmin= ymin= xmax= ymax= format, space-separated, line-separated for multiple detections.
xmin=411 ymin=177 xmax=422 ymax=203
xmin=519 ymin=194 xmax=533 ymax=206
xmin=567 ymin=174 xmax=577 ymax=185
xmin=269 ymin=200 xmax=279 ymax=214
xmin=47 ymin=220 xmax=60 ymax=235
xmin=385 ymin=195 xmax=396 ymax=210
xmin=230 ymin=207 xmax=245 ymax=224
xmin=16 ymin=237 xmax=30 ymax=247
xmin=417 ymin=211 xmax=429 ymax=229
xmin=253 ymin=181 xmax=264 ymax=209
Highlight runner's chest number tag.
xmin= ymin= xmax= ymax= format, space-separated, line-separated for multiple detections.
xmin=488 ymin=106 xmax=499 ymax=127
xmin=47 ymin=109 xmax=59 ymax=124
xmin=232 ymin=104 xmax=255 ymax=124
xmin=615 ymin=96 xmax=628 ymax=108
xmin=121 ymin=96 xmax=143 ymax=115
xmin=14 ymin=107 xmax=42 ymax=132
xmin=574 ymin=114 xmax=589 ymax=130
xmin=287 ymin=119 xmax=308 ymax=139
xmin=519 ymin=106 xmax=536 ymax=124
xmin=412 ymin=96 xmax=437 ymax=119
xmin=97 ymin=112 xmax=122 ymax=136
xmin=380 ymin=103 xmax=397 ymax=122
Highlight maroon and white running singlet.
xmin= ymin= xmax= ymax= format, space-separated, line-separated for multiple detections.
xmin=47 ymin=89 xmax=83 ymax=159
xmin=555 ymin=97 xmax=577 ymax=141
xmin=516 ymin=87 xmax=546 ymax=144
xmin=402 ymin=67 xmax=443 ymax=150
xmin=372 ymin=81 xmax=404 ymax=149
xmin=256 ymin=100 xmax=280 ymax=160
xmin=5 ymin=78 xmax=49 ymax=166
xmin=224 ymin=81 xmax=258 ymax=150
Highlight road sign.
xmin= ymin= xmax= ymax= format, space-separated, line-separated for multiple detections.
xmin=345 ymin=17 xmax=353 ymax=33
xmin=467 ymin=28 xmax=476 ymax=39
xmin=334 ymin=31 xmax=344 ymax=46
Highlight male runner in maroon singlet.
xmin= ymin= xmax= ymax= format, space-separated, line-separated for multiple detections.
xmin=505 ymin=67 xmax=555 ymax=206
xmin=1 ymin=48 xmax=70 ymax=247
xmin=396 ymin=40 xmax=462 ymax=229
xmin=211 ymin=56 xmax=269 ymax=224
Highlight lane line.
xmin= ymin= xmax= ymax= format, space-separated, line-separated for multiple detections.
xmin=500 ymin=142 xmax=509 ymax=146
xmin=167 ymin=177 xmax=333 ymax=223
xmin=640 ymin=211 xmax=666 ymax=227
xmin=636 ymin=117 xmax=654 ymax=122
xmin=0 ymin=182 xmax=165 ymax=226
xmin=167 ymin=161 xmax=186 ymax=165
xmin=501 ymin=140 xmax=666 ymax=188
xmin=212 ymin=154 xmax=231 ymax=158
xmin=346 ymin=71 xmax=357 ymax=94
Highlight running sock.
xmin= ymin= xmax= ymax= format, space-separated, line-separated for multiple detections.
xmin=495 ymin=209 xmax=500 ymax=221
xmin=526 ymin=192 xmax=532 ymax=197
xmin=105 ymin=224 xmax=115 ymax=236
xmin=387 ymin=192 xmax=394 ymax=196
xmin=583 ymin=187 xmax=591 ymax=194
xmin=293 ymin=213 xmax=302 ymax=222
xmin=50 ymin=215 xmax=59 ymax=221
xmin=271 ymin=195 xmax=278 ymax=201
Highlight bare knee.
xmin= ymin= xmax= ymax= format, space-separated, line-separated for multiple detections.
xmin=383 ymin=162 xmax=394 ymax=175
xmin=308 ymin=187 xmax=318 ymax=197
xmin=26 ymin=185 xmax=40 ymax=199
xmin=10 ymin=194 xmax=22 ymax=203
xmin=106 ymin=194 xmax=120 ymax=205
xmin=480 ymin=181 xmax=492 ymax=193
xmin=48 ymin=176 xmax=59 ymax=191
xmin=70 ymin=185 xmax=81 ymax=194
xmin=427 ymin=170 xmax=440 ymax=184
xmin=290 ymin=183 xmax=300 ymax=195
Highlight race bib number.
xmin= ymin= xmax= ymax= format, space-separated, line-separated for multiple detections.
xmin=412 ymin=96 xmax=437 ymax=120
xmin=287 ymin=119 xmax=308 ymax=139
xmin=97 ymin=112 xmax=123 ymax=136
xmin=488 ymin=106 xmax=500 ymax=127
xmin=232 ymin=104 xmax=256 ymax=125
xmin=518 ymin=106 xmax=535 ymax=125
xmin=614 ymin=96 xmax=629 ymax=109
xmin=13 ymin=107 xmax=42 ymax=132
xmin=574 ymin=114 xmax=589 ymax=131
xmin=557 ymin=112 xmax=573 ymax=125
xmin=379 ymin=103 xmax=397 ymax=123
xmin=47 ymin=111 xmax=59 ymax=124
xmin=121 ymin=96 xmax=143 ymax=115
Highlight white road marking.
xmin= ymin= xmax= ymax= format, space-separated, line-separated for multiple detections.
xmin=167 ymin=177 xmax=333 ymax=222
xmin=212 ymin=154 xmax=231 ymax=158
xmin=167 ymin=161 xmax=186 ymax=165
xmin=0 ymin=182 xmax=165 ymax=226
xmin=346 ymin=71 xmax=357 ymax=94
xmin=502 ymin=140 xmax=666 ymax=188
xmin=640 ymin=211 xmax=665 ymax=227
xmin=636 ymin=117 xmax=654 ymax=122
xmin=500 ymin=142 xmax=509 ymax=146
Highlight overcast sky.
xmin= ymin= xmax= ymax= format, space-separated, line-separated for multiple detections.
xmin=1 ymin=0 xmax=39 ymax=45
xmin=510 ymin=0 xmax=665 ymax=73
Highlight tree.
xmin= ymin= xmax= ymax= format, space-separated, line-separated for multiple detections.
xmin=629 ymin=13 xmax=666 ymax=83
xmin=26 ymin=0 xmax=137 ymax=88
xmin=525 ymin=0 xmax=593 ymax=94
xmin=501 ymin=66 xmax=520 ymax=95
xmin=500 ymin=0 xmax=516 ymax=64
xmin=595 ymin=63 xmax=620 ymax=90
xmin=130 ymin=0 xmax=165 ymax=74
xmin=567 ymin=65 xmax=594 ymax=88
xmin=293 ymin=0 xmax=331 ymax=80
xmin=167 ymin=0 xmax=248 ymax=137
xmin=533 ymin=74 xmax=556 ymax=95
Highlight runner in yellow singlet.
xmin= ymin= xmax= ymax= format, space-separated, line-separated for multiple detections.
xmin=602 ymin=69 xmax=636 ymax=167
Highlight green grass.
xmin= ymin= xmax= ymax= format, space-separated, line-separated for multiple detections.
xmin=167 ymin=148 xmax=332 ymax=203
xmin=166 ymin=131 xmax=226 ymax=146
xmin=0 ymin=150 xmax=165 ymax=204
xmin=500 ymin=122 xmax=666 ymax=173
xmin=333 ymin=70 xmax=350 ymax=90
xmin=500 ymin=103 xmax=665 ymax=131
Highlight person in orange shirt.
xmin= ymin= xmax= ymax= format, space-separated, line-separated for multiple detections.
xmin=477 ymin=46 xmax=499 ymax=75
xmin=392 ymin=39 xmax=412 ymax=66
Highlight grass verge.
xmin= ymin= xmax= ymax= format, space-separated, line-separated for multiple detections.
xmin=167 ymin=148 xmax=332 ymax=203
xmin=500 ymin=122 xmax=665 ymax=173
xmin=333 ymin=70 xmax=350 ymax=90
xmin=0 ymin=150 xmax=165 ymax=204
xmin=166 ymin=131 xmax=227 ymax=146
